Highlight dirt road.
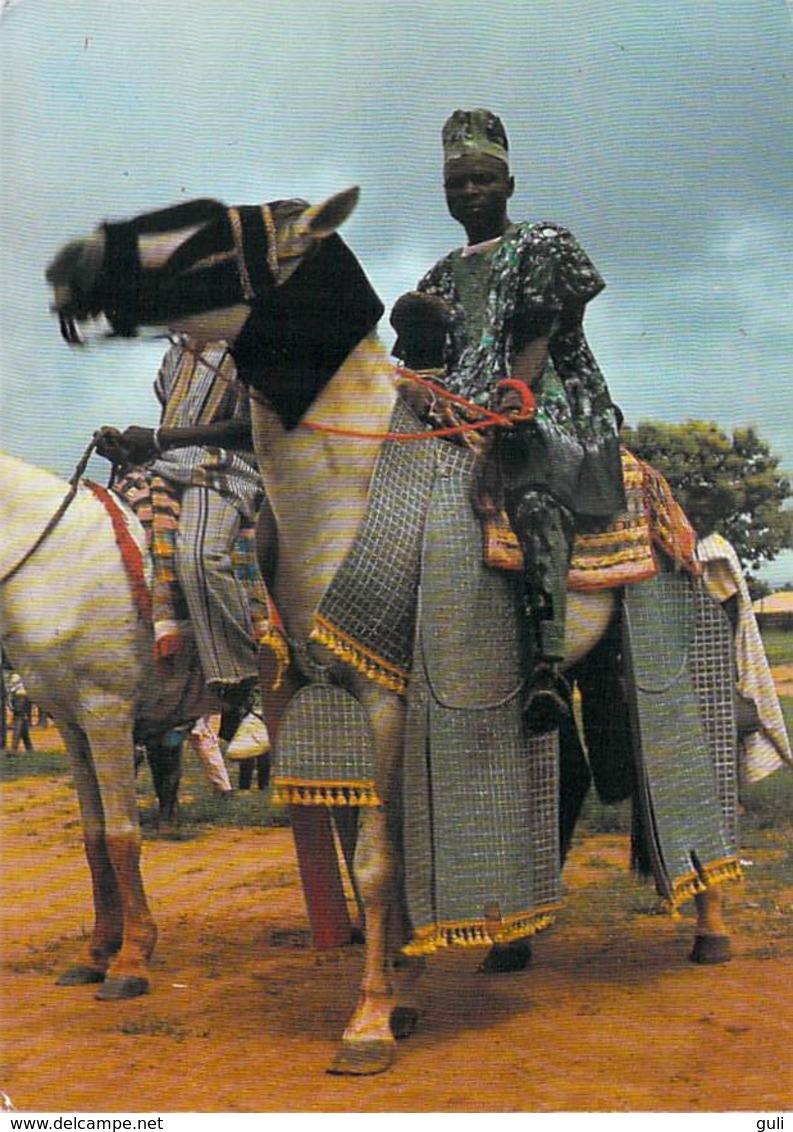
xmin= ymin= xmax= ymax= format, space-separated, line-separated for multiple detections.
xmin=1 ymin=747 xmax=791 ymax=1114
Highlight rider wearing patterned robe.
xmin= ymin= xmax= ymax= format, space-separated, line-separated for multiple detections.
xmin=105 ymin=340 xmax=270 ymax=760
xmin=417 ymin=108 xmax=625 ymax=730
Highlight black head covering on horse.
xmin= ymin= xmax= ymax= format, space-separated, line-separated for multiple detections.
xmin=71 ymin=198 xmax=384 ymax=429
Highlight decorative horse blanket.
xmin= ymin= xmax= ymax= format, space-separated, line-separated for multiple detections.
xmin=484 ymin=447 xmax=699 ymax=587
xmin=85 ymin=480 xmax=152 ymax=622
xmin=622 ymin=571 xmax=742 ymax=909
xmin=275 ymin=405 xmax=562 ymax=949
xmin=89 ymin=473 xmax=286 ymax=677
xmin=311 ymin=400 xmax=699 ymax=696
xmin=274 ymin=397 xmax=741 ymax=934
xmin=402 ymin=439 xmax=561 ymax=951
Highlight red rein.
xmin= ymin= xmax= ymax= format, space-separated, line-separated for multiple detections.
xmin=300 ymin=370 xmax=531 ymax=442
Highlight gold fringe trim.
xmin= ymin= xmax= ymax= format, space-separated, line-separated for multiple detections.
xmin=664 ymin=856 xmax=743 ymax=914
xmin=271 ymin=777 xmax=383 ymax=808
xmin=258 ymin=626 xmax=290 ymax=692
xmin=310 ymin=614 xmax=408 ymax=695
xmin=401 ymin=905 xmax=559 ymax=957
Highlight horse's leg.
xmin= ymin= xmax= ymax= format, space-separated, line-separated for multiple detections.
xmin=82 ymin=712 xmax=157 ymax=999
xmin=328 ymin=689 xmax=405 ymax=1076
xmin=56 ymin=722 xmax=124 ymax=986
xmin=387 ymin=897 xmax=425 ymax=1040
xmin=691 ymin=886 xmax=731 ymax=964
xmin=97 ymin=827 xmax=157 ymax=999
xmin=328 ymin=805 xmax=399 ymax=1075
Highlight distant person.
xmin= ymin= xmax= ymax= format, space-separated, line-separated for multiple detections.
xmin=8 ymin=672 xmax=34 ymax=754
xmin=686 ymin=485 xmax=792 ymax=787
xmin=189 ymin=716 xmax=233 ymax=796
xmin=237 ymin=750 xmax=270 ymax=792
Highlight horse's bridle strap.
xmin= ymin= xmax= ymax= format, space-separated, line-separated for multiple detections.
xmin=228 ymin=204 xmax=278 ymax=300
xmin=100 ymin=221 xmax=142 ymax=336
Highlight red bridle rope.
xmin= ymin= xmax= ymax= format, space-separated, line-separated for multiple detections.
xmin=299 ymin=369 xmax=518 ymax=442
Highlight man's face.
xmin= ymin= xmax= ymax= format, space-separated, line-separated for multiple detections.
xmin=443 ymin=154 xmax=514 ymax=239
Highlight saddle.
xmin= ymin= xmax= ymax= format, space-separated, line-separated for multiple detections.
xmin=482 ymin=448 xmax=700 ymax=591
xmin=392 ymin=376 xmax=699 ymax=590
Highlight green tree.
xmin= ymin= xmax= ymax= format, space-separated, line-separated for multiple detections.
xmin=622 ymin=419 xmax=793 ymax=586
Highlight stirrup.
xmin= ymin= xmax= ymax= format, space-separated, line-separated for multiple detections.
xmin=523 ymin=663 xmax=570 ymax=735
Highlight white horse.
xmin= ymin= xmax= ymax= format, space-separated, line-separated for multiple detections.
xmin=0 ymin=451 xmax=206 ymax=998
xmin=45 ymin=188 xmax=733 ymax=1073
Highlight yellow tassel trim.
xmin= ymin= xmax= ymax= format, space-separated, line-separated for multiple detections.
xmin=401 ymin=906 xmax=559 ymax=957
xmin=664 ymin=856 xmax=743 ymax=914
xmin=272 ymin=777 xmax=383 ymax=808
xmin=310 ymin=614 xmax=408 ymax=695
xmin=259 ymin=627 xmax=290 ymax=692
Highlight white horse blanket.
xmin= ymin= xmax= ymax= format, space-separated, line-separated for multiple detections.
xmin=697 ymin=532 xmax=792 ymax=785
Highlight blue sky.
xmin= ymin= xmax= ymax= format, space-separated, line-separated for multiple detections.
xmin=1 ymin=0 xmax=791 ymax=583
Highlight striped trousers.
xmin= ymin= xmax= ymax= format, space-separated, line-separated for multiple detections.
xmin=174 ymin=485 xmax=260 ymax=689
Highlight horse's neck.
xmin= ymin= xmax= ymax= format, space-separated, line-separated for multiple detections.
xmin=252 ymin=334 xmax=399 ymax=637
xmin=253 ymin=334 xmax=397 ymax=499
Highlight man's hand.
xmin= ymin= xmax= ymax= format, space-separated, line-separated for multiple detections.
xmin=94 ymin=426 xmax=129 ymax=464
xmin=94 ymin=424 xmax=158 ymax=467
xmin=492 ymin=379 xmax=537 ymax=421
xmin=119 ymin=425 xmax=160 ymax=464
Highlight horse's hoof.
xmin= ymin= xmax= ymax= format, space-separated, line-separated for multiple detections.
xmin=477 ymin=939 xmax=533 ymax=974
xmin=326 ymin=1039 xmax=395 ymax=1076
xmin=95 ymin=975 xmax=150 ymax=1000
xmin=390 ymin=1006 xmax=419 ymax=1040
xmin=690 ymin=934 xmax=732 ymax=965
xmin=56 ymin=965 xmax=105 ymax=986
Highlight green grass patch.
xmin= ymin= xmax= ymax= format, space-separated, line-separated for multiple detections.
xmin=136 ymin=745 xmax=287 ymax=835
xmin=576 ymin=792 xmax=632 ymax=835
xmin=115 ymin=1015 xmax=208 ymax=1041
xmin=741 ymin=761 xmax=793 ymax=831
xmin=0 ymin=749 xmax=69 ymax=782
xmin=759 ymin=628 xmax=793 ymax=666
xmin=1 ymin=739 xmax=287 ymax=833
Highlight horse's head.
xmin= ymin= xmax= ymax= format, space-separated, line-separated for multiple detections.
xmin=46 ymin=189 xmax=364 ymax=339
xmin=46 ymin=187 xmax=385 ymax=426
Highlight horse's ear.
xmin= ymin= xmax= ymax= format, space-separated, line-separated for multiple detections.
xmin=302 ymin=186 xmax=360 ymax=239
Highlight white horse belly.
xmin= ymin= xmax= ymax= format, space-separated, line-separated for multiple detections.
xmin=565 ymin=590 xmax=615 ymax=667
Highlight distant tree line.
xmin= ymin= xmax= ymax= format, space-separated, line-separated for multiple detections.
xmin=622 ymin=419 xmax=792 ymax=597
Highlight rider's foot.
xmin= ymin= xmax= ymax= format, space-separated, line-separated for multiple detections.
xmin=225 ymin=712 xmax=270 ymax=760
xmin=524 ymin=662 xmax=570 ymax=735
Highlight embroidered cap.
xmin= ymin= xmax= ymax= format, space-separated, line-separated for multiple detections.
xmin=442 ymin=108 xmax=509 ymax=168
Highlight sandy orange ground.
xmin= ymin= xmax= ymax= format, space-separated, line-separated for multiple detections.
xmin=1 ymin=714 xmax=791 ymax=1113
